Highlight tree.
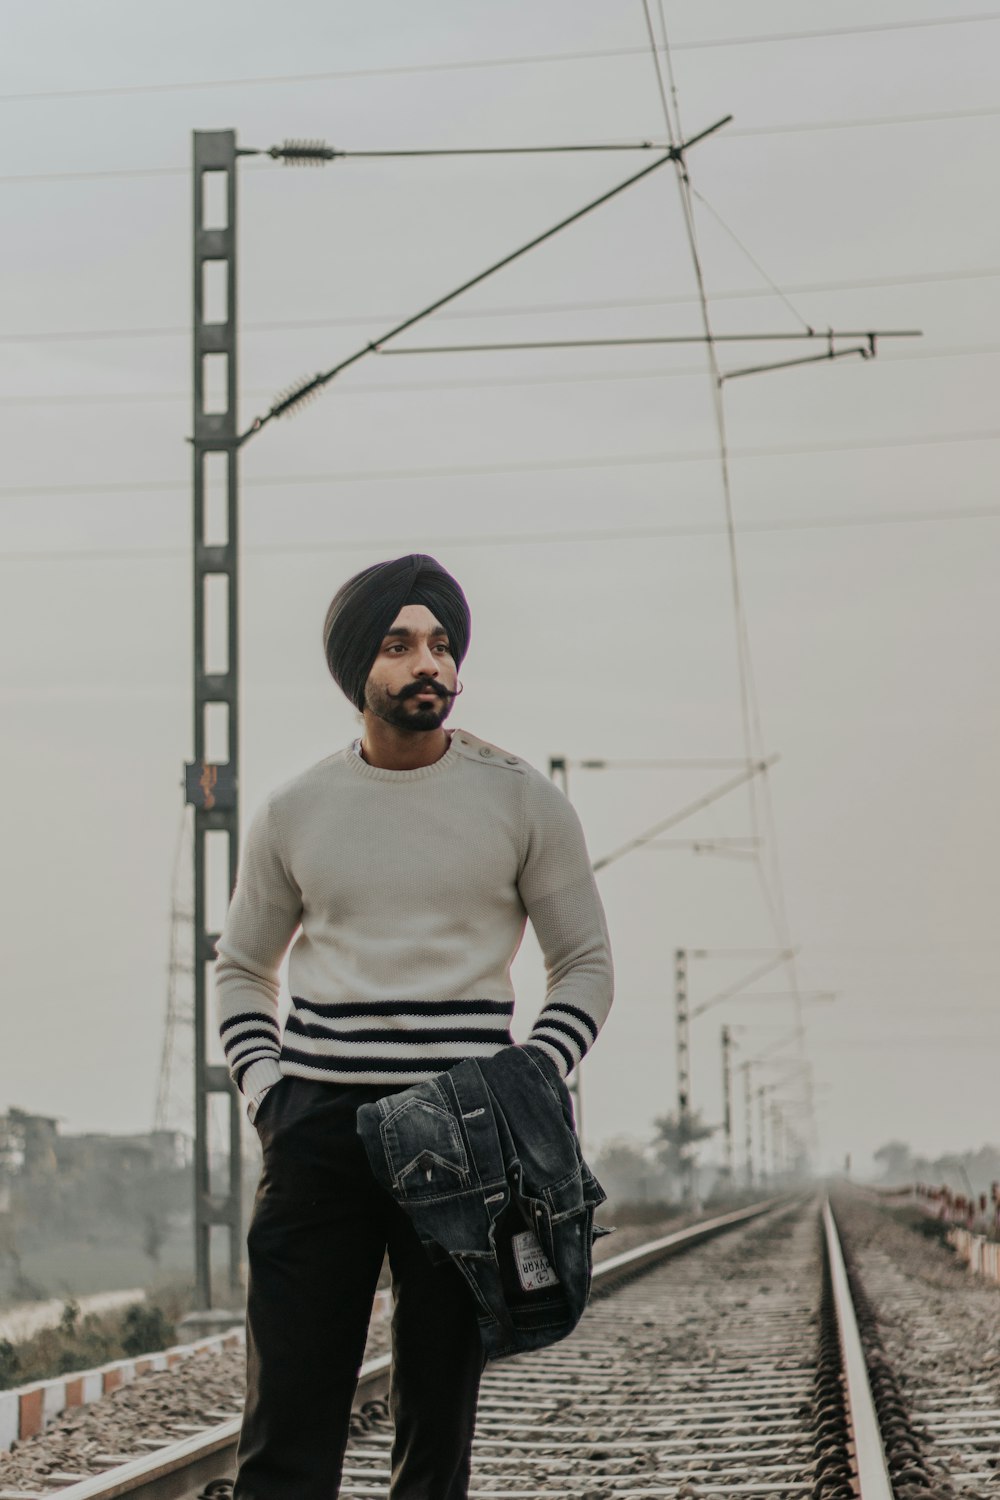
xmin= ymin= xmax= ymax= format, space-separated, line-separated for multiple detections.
xmin=592 ymin=1139 xmax=672 ymax=1206
xmin=872 ymin=1141 xmax=913 ymax=1184
xmin=652 ymin=1110 xmax=715 ymax=1199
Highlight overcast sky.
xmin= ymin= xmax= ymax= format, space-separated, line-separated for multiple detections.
xmin=1 ymin=1 xmax=998 ymax=1176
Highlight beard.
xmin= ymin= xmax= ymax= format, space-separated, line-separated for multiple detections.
xmin=364 ymin=678 xmax=457 ymax=734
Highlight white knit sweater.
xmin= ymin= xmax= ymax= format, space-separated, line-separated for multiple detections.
xmin=215 ymin=729 xmax=614 ymax=1097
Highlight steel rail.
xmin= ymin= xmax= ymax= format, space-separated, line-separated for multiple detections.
xmin=821 ymin=1198 xmax=895 ymax=1499
xmin=48 ymin=1195 xmax=789 ymax=1500
xmin=588 ymin=1194 xmax=782 ymax=1293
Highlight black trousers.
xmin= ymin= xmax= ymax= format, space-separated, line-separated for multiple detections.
xmin=234 ymin=1077 xmax=485 ymax=1500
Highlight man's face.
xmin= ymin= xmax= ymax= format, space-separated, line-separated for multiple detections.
xmin=364 ymin=604 xmax=459 ymax=733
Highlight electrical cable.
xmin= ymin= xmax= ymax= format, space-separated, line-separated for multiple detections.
xmin=592 ymin=758 xmax=779 ymax=873
xmin=376 ymin=330 xmax=919 ymax=355
xmin=3 ymin=505 xmax=996 ymax=566
xmin=686 ymin=188 xmax=813 ymax=332
xmin=643 ymin=0 xmax=770 ymax=936
xmin=2 ymin=427 xmax=997 ymax=500
xmin=667 ymin=12 xmax=1000 ymax=48
xmin=2 ymin=15 xmax=997 ymax=107
xmin=2 ymin=342 xmax=996 ymax=409
xmin=721 ymin=346 xmax=871 ymax=382
xmin=1 ymin=267 xmax=993 ymax=345
xmin=667 ymin=5 xmax=814 ymax=1089
xmin=251 ymin=140 xmax=676 ymax=160
xmin=0 ymin=50 xmax=672 ymax=105
xmin=3 ymin=105 xmax=999 ymax=187
xmin=729 ymin=104 xmax=1000 ymax=137
xmin=692 ymin=954 xmax=794 ymax=1020
xmin=644 ymin=2 xmax=818 ymax=1137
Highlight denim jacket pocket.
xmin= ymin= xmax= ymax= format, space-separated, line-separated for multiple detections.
xmin=380 ymin=1097 xmax=470 ymax=1198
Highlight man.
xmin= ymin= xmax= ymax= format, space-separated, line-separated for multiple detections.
xmin=216 ymin=553 xmax=613 ymax=1500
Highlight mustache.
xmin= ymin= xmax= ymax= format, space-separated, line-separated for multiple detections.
xmin=387 ymin=679 xmax=463 ymax=702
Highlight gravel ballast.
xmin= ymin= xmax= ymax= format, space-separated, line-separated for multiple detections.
xmin=834 ymin=1191 xmax=1000 ymax=1499
xmin=0 ymin=1214 xmax=686 ymax=1492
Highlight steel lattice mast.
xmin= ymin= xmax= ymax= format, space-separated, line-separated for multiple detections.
xmin=185 ymin=130 xmax=242 ymax=1307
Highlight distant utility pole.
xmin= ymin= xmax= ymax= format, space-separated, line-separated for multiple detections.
xmin=770 ymin=1103 xmax=783 ymax=1180
xmin=757 ymin=1086 xmax=769 ymax=1186
xmin=720 ymin=1025 xmax=733 ymax=1182
xmin=741 ymin=1061 xmax=754 ymax=1187
xmin=184 ymin=130 xmax=242 ymax=1308
xmin=674 ymin=947 xmax=693 ymax=1203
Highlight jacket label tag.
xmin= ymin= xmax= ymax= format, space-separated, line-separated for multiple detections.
xmin=512 ymin=1229 xmax=560 ymax=1292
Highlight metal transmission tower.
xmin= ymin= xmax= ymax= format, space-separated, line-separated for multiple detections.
xmin=184 ymin=130 xmax=242 ymax=1308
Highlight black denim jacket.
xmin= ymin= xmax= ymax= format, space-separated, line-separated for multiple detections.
xmin=356 ymin=1046 xmax=607 ymax=1359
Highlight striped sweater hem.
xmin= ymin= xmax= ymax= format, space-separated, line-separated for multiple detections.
xmin=221 ymin=994 xmax=596 ymax=1087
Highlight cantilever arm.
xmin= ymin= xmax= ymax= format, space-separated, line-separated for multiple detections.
xmin=239 ymin=115 xmax=732 ymax=444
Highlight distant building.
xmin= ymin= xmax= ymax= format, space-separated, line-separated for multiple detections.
xmin=0 ymin=1109 xmax=60 ymax=1179
xmin=0 ymin=1110 xmax=190 ymax=1181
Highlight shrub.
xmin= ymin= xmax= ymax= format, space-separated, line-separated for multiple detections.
xmin=0 ymin=1339 xmax=19 ymax=1386
xmin=59 ymin=1299 xmax=80 ymax=1336
xmin=120 ymin=1303 xmax=175 ymax=1358
xmin=0 ymin=1301 xmax=177 ymax=1389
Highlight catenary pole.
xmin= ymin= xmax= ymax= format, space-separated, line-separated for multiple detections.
xmin=757 ymin=1086 xmax=769 ymax=1185
xmin=741 ymin=1060 xmax=754 ymax=1187
xmin=674 ymin=948 xmax=692 ymax=1203
xmin=720 ymin=1025 xmax=733 ymax=1181
xmin=185 ymin=130 xmax=243 ymax=1309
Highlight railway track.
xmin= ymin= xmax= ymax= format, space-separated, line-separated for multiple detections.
xmin=1 ymin=1193 xmax=947 ymax=1499
xmin=831 ymin=1190 xmax=1000 ymax=1497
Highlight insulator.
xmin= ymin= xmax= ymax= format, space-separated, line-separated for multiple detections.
xmin=269 ymin=138 xmax=336 ymax=165
xmin=271 ymin=375 xmax=321 ymax=419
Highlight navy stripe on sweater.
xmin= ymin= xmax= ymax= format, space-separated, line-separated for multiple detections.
xmin=540 ymin=1001 xmax=599 ymax=1045
xmin=284 ymin=1016 xmax=514 ymax=1048
xmin=221 ymin=1010 xmax=281 ymax=1040
xmin=278 ymin=1045 xmax=509 ymax=1076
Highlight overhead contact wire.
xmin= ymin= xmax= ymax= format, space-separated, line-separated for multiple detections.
xmin=1 ymin=268 xmax=992 ymax=346
xmin=643 ymin=1 xmax=811 ymax=1125
xmin=652 ymin=0 xmax=802 ymax=1071
xmin=641 ymin=0 xmax=765 ymax=907
xmin=2 ymin=504 xmax=997 ymax=566
xmin=2 ymin=13 xmax=997 ymax=106
xmin=657 ymin=4 xmax=798 ymax=968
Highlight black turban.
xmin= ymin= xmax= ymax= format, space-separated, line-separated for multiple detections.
xmin=322 ymin=554 xmax=471 ymax=710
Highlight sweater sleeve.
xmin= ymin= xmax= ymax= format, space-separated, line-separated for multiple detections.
xmin=516 ymin=771 xmax=614 ymax=1078
xmin=215 ymin=797 xmax=303 ymax=1096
